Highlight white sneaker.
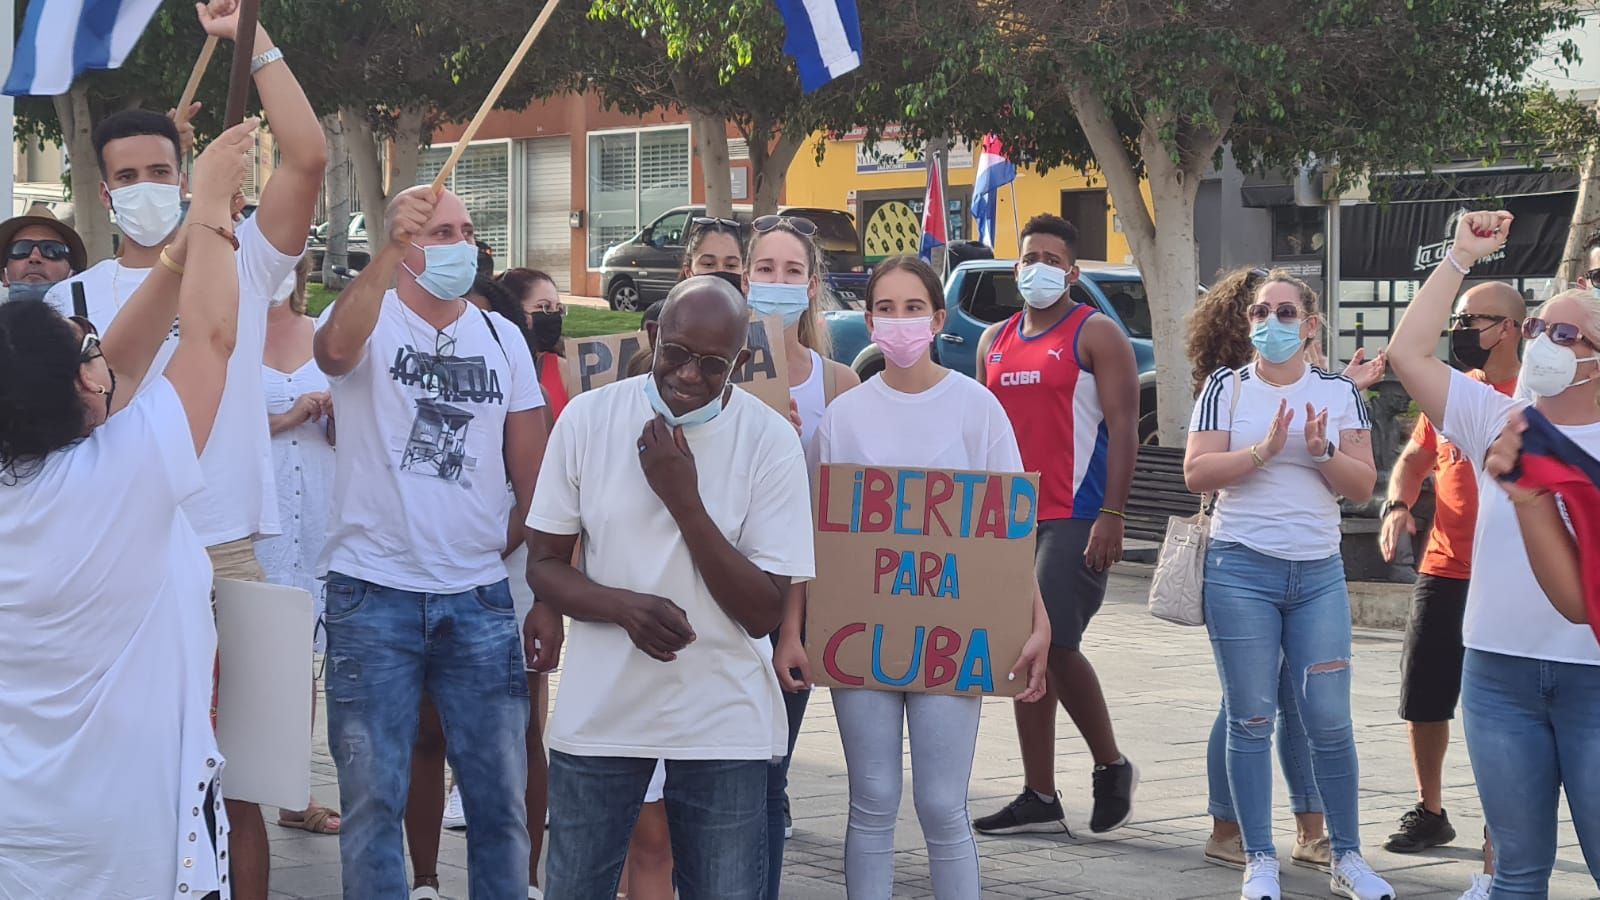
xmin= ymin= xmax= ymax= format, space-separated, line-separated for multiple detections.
xmin=528 ymin=888 xmax=545 ymax=900
xmin=1241 ymin=852 xmax=1281 ymax=900
xmin=1457 ymin=873 xmax=1491 ymax=900
xmin=442 ymin=785 xmax=466 ymax=830
xmin=1331 ymin=851 xmax=1396 ymax=900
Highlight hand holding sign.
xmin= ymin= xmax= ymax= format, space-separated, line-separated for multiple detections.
xmin=619 ymin=592 xmax=696 ymax=662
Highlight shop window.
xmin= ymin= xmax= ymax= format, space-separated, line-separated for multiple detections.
xmin=587 ymin=128 xmax=690 ymax=268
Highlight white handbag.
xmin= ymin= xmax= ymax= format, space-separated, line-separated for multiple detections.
xmin=1148 ymin=378 xmax=1240 ymax=627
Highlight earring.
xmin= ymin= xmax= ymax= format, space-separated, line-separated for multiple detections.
xmin=94 ymin=384 xmax=107 ymax=395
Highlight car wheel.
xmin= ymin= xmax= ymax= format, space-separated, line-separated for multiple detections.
xmin=608 ymin=278 xmax=642 ymax=312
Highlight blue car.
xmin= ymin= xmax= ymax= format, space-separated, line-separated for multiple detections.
xmin=822 ymin=259 xmax=1162 ymax=443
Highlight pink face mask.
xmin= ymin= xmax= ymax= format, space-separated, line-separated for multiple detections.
xmin=871 ymin=315 xmax=935 ymax=368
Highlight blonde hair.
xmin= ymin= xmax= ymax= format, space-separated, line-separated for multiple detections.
xmin=747 ymin=224 xmax=832 ymax=358
xmin=289 ymin=254 xmax=314 ymax=316
xmin=1537 ymin=288 xmax=1600 ymax=346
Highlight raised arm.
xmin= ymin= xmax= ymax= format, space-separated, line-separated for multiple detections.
xmin=97 ymin=228 xmax=188 ymax=411
xmin=315 ymin=187 xmax=435 ymax=376
xmin=197 ymin=0 xmax=326 ymax=254
xmin=1389 ymin=211 xmax=1513 ymax=427
xmin=164 ymin=120 xmax=257 ymax=454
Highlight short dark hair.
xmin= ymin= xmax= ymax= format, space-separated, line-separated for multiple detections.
xmin=0 ymin=299 xmax=91 ymax=483
xmin=1020 ymin=214 xmax=1079 ymax=256
xmin=865 ymin=255 xmax=946 ymax=311
xmin=92 ymin=109 xmax=182 ymax=175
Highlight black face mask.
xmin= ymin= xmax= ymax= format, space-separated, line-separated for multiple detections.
xmin=707 ymin=270 xmax=745 ymax=294
xmin=530 ymin=311 xmax=564 ymax=353
xmin=1449 ymin=326 xmax=1496 ymax=371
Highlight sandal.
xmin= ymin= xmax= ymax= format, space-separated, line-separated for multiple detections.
xmin=276 ymin=804 xmax=341 ymax=835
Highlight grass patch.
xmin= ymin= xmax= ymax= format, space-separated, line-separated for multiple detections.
xmin=304 ymin=283 xmax=642 ymax=337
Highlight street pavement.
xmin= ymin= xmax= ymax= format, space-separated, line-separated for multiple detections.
xmin=268 ymin=571 xmax=1595 ymax=899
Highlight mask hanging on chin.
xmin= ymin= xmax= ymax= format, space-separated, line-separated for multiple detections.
xmin=108 ymin=182 xmax=183 ymax=248
xmin=1519 ymin=333 xmax=1599 ymax=398
xmin=403 ymin=241 xmax=478 ymax=301
xmin=643 ymin=371 xmax=727 ymax=428
xmin=6 ymin=281 xmax=52 ymax=303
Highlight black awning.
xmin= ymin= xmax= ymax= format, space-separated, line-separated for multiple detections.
xmin=1241 ymin=171 xmax=1293 ymax=208
xmin=1340 ymin=190 xmax=1577 ymax=280
xmin=1241 ymin=167 xmax=1577 ymax=209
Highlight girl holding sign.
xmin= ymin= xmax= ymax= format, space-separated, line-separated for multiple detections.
xmin=1184 ymin=271 xmax=1393 ymax=900
xmin=805 ymin=255 xmax=1050 ymax=899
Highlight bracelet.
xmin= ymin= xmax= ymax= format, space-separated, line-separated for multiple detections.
xmin=1249 ymin=445 xmax=1266 ymax=469
xmin=250 ymin=47 xmax=283 ymax=75
xmin=190 ymin=222 xmax=240 ymax=250
xmin=158 ymin=247 xmax=186 ymax=276
xmin=1099 ymin=507 xmax=1125 ymax=519
xmin=1444 ymin=251 xmax=1471 ymax=276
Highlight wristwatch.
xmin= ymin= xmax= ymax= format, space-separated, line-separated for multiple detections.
xmin=1311 ymin=440 xmax=1337 ymax=464
xmin=251 ymin=47 xmax=284 ymax=75
xmin=1381 ymin=500 xmax=1409 ymax=518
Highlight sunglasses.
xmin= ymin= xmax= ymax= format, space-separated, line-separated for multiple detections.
xmin=1584 ymin=268 xmax=1600 ymax=285
xmin=656 ymin=341 xmax=736 ymax=380
xmin=752 ymin=215 xmax=817 ymax=237
xmin=9 ymin=239 xmax=71 ymax=262
xmin=1247 ymin=303 xmax=1302 ymax=323
xmin=69 ymin=315 xmax=102 ymax=363
xmin=1449 ymin=313 xmax=1509 ymax=330
xmin=691 ymin=216 xmax=742 ymax=234
xmin=1523 ymin=317 xmax=1593 ymax=348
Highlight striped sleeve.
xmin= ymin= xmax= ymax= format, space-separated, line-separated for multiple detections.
xmin=1188 ymin=368 xmax=1237 ymax=433
xmin=1328 ymin=372 xmax=1371 ymax=431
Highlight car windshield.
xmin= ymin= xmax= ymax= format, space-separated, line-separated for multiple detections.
xmin=1094 ymin=278 xmax=1152 ymax=338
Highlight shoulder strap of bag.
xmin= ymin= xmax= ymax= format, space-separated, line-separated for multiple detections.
xmin=478 ymin=307 xmax=510 ymax=364
xmin=822 ymin=355 xmax=838 ymax=405
xmin=1201 ymin=371 xmax=1245 ymax=516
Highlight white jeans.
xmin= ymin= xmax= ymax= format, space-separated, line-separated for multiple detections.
xmin=832 ymin=688 xmax=983 ymax=900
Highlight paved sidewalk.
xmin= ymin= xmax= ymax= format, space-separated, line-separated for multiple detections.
xmin=269 ymin=573 xmax=1595 ymax=899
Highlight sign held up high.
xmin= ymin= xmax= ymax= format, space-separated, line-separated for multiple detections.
xmin=806 ymin=465 xmax=1039 ymax=697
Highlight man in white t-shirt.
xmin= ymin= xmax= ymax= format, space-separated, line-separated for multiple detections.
xmin=527 ymin=276 xmax=814 ymax=899
xmin=314 ymin=185 xmax=557 ymax=898
xmin=42 ymin=4 xmax=326 ymax=896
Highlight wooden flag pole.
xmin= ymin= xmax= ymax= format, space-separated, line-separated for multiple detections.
xmin=431 ymin=0 xmax=563 ymax=192
xmin=222 ymin=0 xmax=260 ymax=127
xmin=177 ymin=36 xmax=219 ymax=124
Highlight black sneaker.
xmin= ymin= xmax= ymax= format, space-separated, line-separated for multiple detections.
xmin=972 ymin=789 xmax=1069 ymax=835
xmin=1089 ymin=758 xmax=1138 ymax=833
xmin=1383 ymin=804 xmax=1456 ymax=853
xmin=782 ymin=795 xmax=793 ymax=839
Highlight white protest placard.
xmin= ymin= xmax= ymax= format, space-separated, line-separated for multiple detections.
xmin=215 ymin=579 xmax=314 ymax=809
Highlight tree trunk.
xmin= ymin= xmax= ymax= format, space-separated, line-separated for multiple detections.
xmin=320 ymin=112 xmax=352 ymax=286
xmin=751 ymin=128 xmax=804 ymax=217
xmin=1557 ymin=123 xmax=1599 ymax=286
xmin=55 ymin=87 xmax=114 ymax=263
xmin=387 ymin=107 xmax=424 ymax=196
xmin=690 ymin=108 xmax=734 ymax=218
xmin=345 ymin=108 xmax=388 ymax=230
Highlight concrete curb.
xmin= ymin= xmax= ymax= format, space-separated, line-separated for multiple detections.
xmin=1108 ymin=561 xmax=1413 ymax=631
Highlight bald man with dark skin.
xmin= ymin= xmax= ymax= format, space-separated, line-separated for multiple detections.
xmin=1378 ymin=280 xmax=1524 ymax=858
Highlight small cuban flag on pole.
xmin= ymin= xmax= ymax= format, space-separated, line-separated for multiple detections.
xmin=971 ymin=135 xmax=1017 ymax=249
xmin=919 ymin=154 xmax=947 ymax=265
xmin=772 ymin=0 xmax=862 ymax=93
xmin=5 ymin=0 xmax=165 ymax=96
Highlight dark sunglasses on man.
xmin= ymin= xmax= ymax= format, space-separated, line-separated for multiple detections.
xmin=1583 ymin=267 xmax=1600 ymax=286
xmin=752 ymin=214 xmax=817 ymax=237
xmin=1448 ymin=313 xmax=1511 ymax=331
xmin=9 ymin=239 xmax=73 ymax=262
xmin=656 ymin=341 xmax=736 ymax=380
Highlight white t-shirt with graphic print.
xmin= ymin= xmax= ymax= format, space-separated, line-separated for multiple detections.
xmin=317 ymin=291 xmax=544 ymax=593
xmin=1189 ymin=362 xmax=1371 ymax=561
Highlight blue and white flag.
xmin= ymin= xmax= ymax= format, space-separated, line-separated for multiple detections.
xmin=773 ymin=0 xmax=862 ymax=93
xmin=971 ymin=135 xmax=1017 ymax=249
xmin=5 ymin=0 xmax=166 ymax=97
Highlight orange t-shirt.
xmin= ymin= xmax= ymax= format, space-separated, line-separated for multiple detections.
xmin=1414 ymin=371 xmax=1517 ymax=579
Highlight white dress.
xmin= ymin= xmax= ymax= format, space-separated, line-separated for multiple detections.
xmin=256 ymin=359 xmax=337 ymax=649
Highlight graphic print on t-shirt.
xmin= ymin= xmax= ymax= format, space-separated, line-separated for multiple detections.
xmin=389 ymin=341 xmax=505 ymax=483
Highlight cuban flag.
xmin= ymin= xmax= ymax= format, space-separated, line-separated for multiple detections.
xmin=773 ymin=0 xmax=862 ymax=93
xmin=1502 ymin=407 xmax=1600 ymax=645
xmin=919 ymin=154 xmax=946 ymax=263
xmin=5 ymin=0 xmax=165 ymax=96
xmin=971 ymin=135 xmax=1016 ymax=248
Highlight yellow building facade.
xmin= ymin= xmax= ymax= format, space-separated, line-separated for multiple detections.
xmin=783 ymin=130 xmax=1142 ymax=264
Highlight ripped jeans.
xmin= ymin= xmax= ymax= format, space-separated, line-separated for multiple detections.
xmin=1204 ymin=541 xmax=1360 ymax=859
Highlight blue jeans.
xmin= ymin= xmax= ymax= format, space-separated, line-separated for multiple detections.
xmin=1207 ymin=662 xmax=1324 ymax=822
xmin=322 ymin=574 xmax=530 ymax=900
xmin=546 ymin=750 xmax=769 ymax=900
xmin=1204 ymin=541 xmax=1360 ymax=858
xmin=1462 ymin=649 xmax=1600 ymax=897
xmin=766 ymin=633 xmax=810 ymax=900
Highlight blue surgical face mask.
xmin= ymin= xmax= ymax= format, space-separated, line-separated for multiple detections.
xmin=1251 ymin=317 xmax=1306 ymax=364
xmin=643 ymin=369 xmax=726 ymax=428
xmin=404 ymin=240 xmax=478 ymax=301
xmin=1017 ymin=262 xmax=1068 ymax=309
xmin=747 ymin=280 xmax=811 ymax=327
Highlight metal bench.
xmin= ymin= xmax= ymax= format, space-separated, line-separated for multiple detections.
xmin=1126 ymin=445 xmax=1201 ymax=546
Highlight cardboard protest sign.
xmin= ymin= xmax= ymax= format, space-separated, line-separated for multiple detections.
xmin=561 ymin=315 xmax=791 ymax=416
xmin=806 ymin=465 xmax=1039 ymax=697
xmin=215 ymin=579 xmax=313 ymax=808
